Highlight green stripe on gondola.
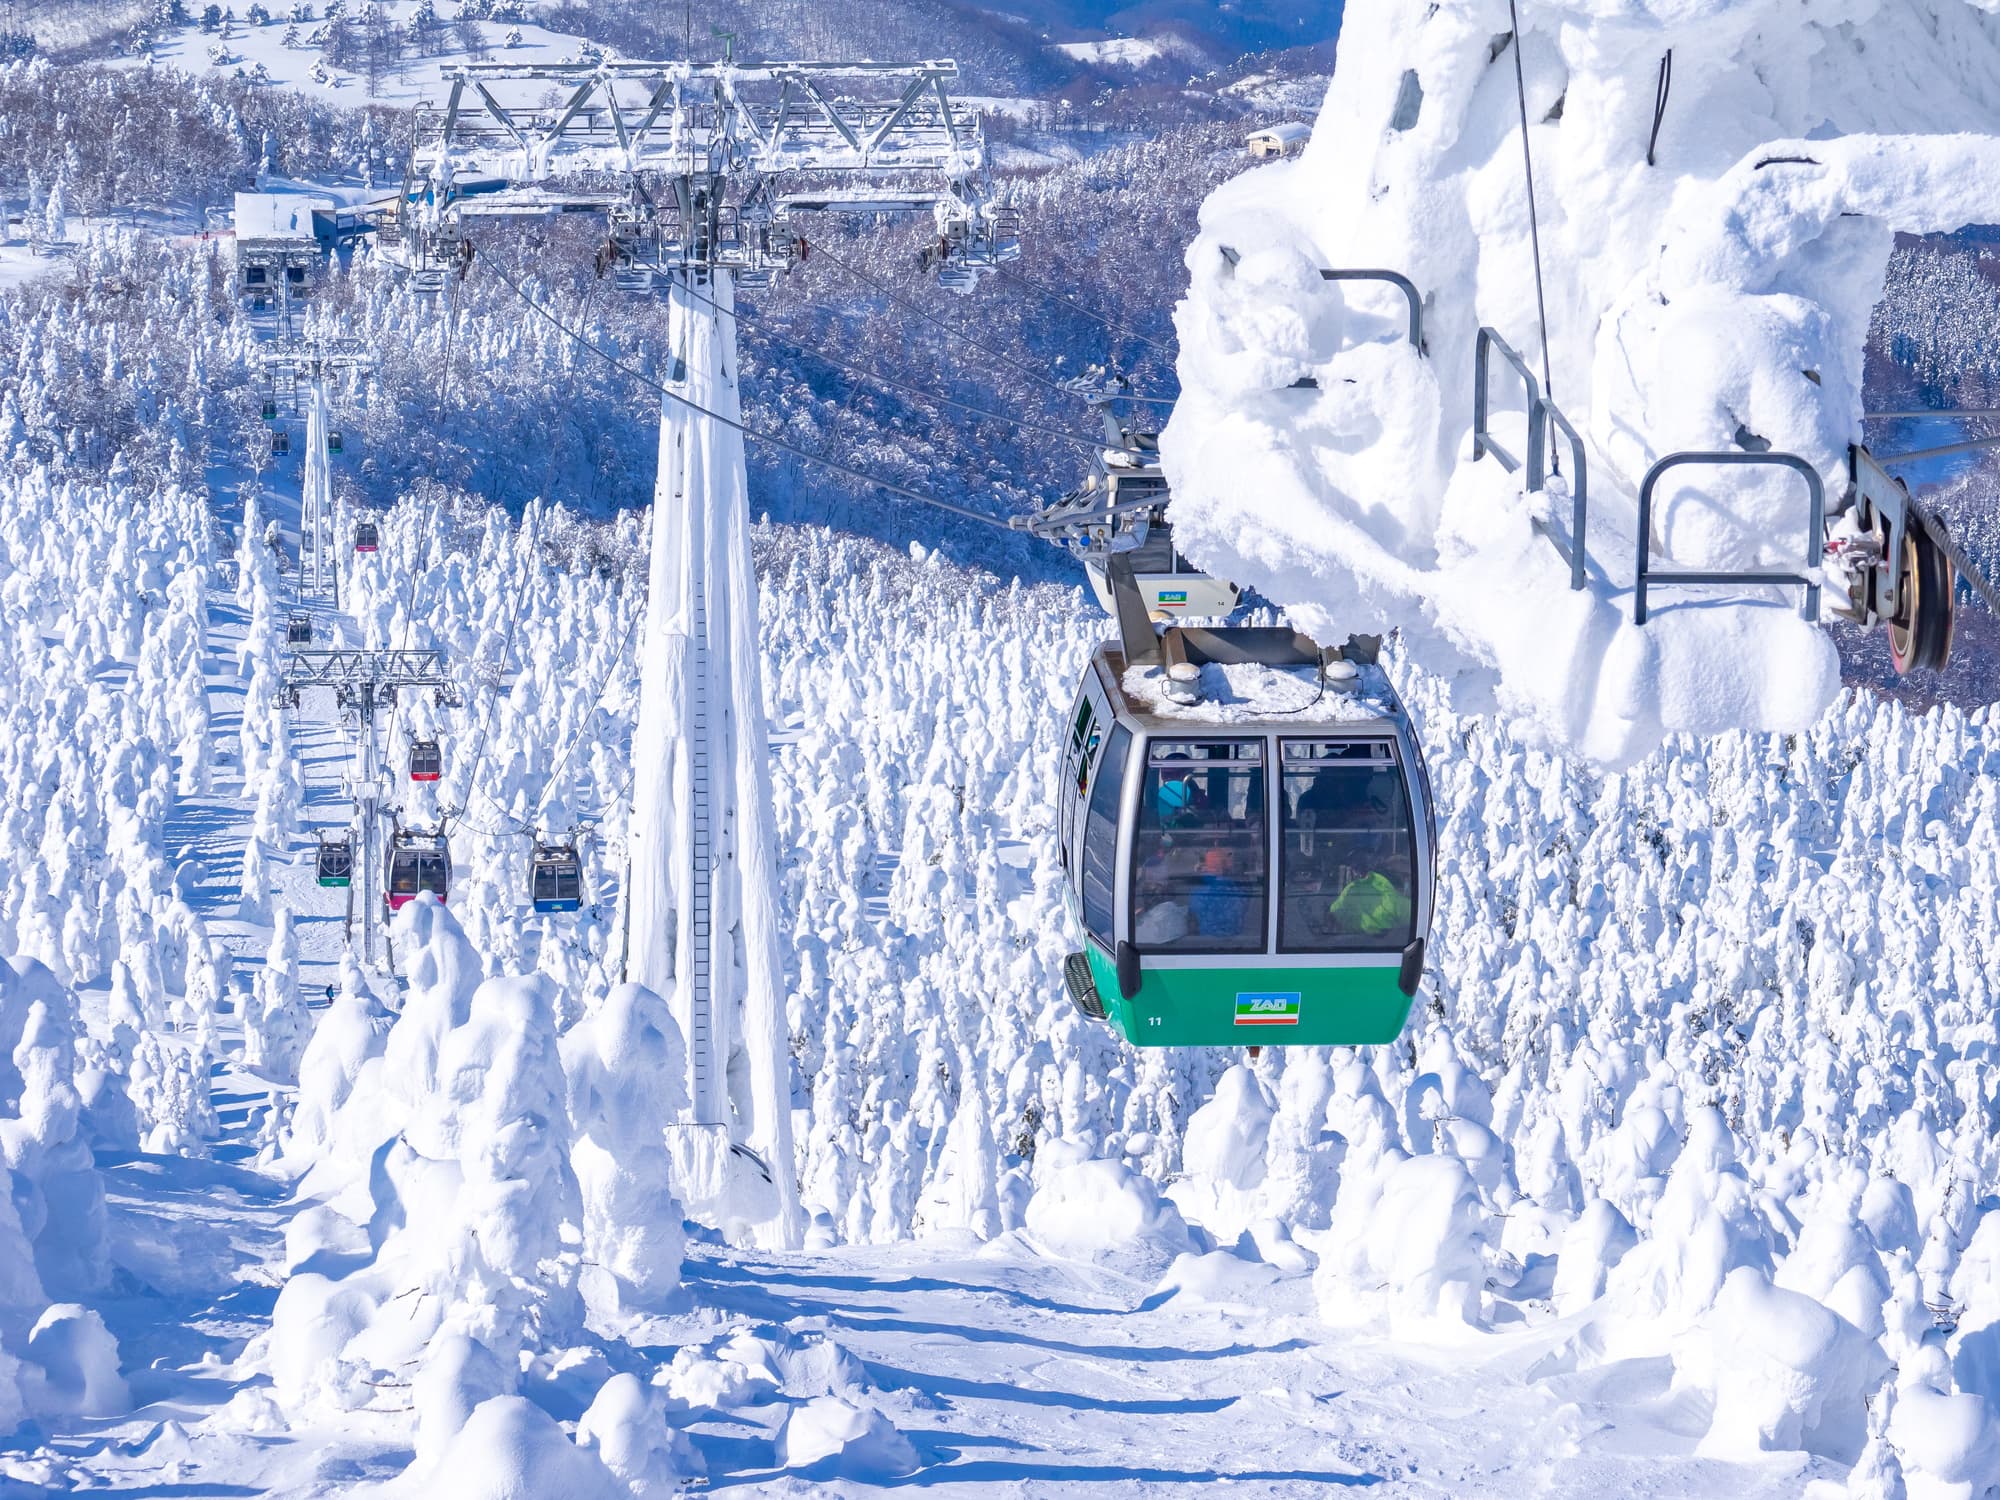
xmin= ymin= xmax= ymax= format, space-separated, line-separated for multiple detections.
xmin=317 ymin=875 xmax=351 ymax=888
xmin=1083 ymin=940 xmax=1411 ymax=1047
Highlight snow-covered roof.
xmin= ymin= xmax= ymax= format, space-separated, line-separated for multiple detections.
xmin=233 ymin=192 xmax=334 ymax=243
xmin=1116 ymin=656 xmax=1403 ymax=729
xmin=1246 ymin=122 xmax=1311 ymax=145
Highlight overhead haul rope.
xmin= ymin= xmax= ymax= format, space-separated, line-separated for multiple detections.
xmin=669 ymin=275 xmax=1109 ymax=452
xmin=533 ymin=603 xmax=642 ymax=829
xmin=994 ymin=261 xmax=1177 ymax=359
xmin=804 ymin=237 xmax=1178 ymax=409
xmin=1647 ymin=50 xmax=1673 ymax=167
xmin=1505 ymin=2 xmax=1558 ymax=412
xmin=384 ymin=256 xmax=473 ymax=763
xmin=1910 ymin=496 xmax=2000 ymax=616
xmin=445 ymin=276 xmax=607 ymax=836
xmin=479 ymin=249 xmax=1015 ymax=532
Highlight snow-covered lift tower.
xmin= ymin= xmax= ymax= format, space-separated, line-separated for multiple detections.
xmin=403 ymin=58 xmax=1017 ymax=1248
xmin=263 ymin=333 xmax=371 ymax=602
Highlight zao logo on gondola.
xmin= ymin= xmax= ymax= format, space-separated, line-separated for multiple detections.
xmin=1157 ymin=590 xmax=1189 ymax=606
xmin=1234 ymin=992 xmax=1301 ymax=1026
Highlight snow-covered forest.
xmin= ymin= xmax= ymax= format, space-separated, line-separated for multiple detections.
xmin=2 ymin=0 xmax=2000 ymax=1493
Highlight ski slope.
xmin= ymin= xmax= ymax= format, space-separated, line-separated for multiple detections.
xmin=136 ymin=3 xmax=597 ymax=104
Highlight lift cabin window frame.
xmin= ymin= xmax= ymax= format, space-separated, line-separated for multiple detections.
xmin=1078 ymin=722 xmax=1132 ymax=949
xmin=389 ymin=850 xmax=448 ymax=899
xmin=1061 ymin=678 xmax=1111 ymax=866
xmin=532 ymin=855 xmax=582 ymax=910
xmin=1277 ymin=738 xmax=1418 ymax=954
xmin=1130 ymin=738 xmax=1269 ymax=956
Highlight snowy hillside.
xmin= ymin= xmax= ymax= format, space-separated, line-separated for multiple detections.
xmin=136 ymin=3 xmax=599 ymax=104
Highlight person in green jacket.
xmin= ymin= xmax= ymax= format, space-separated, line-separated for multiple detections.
xmin=1328 ymin=867 xmax=1413 ymax=937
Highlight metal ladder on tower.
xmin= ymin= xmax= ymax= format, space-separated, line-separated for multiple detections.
xmin=688 ymin=556 xmax=715 ymax=1123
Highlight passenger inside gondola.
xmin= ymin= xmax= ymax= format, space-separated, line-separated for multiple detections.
xmin=1132 ymin=740 xmax=1267 ymax=952
xmin=1279 ymin=741 xmax=1415 ymax=949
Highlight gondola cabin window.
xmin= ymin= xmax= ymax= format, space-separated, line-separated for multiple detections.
xmin=1279 ymin=739 xmax=1416 ymax=951
xmin=1078 ymin=724 xmax=1131 ymax=946
xmin=1068 ymin=695 xmax=1101 ymax=797
xmin=1132 ymin=740 xmax=1267 ymax=952
xmin=389 ymin=851 xmax=448 ymax=899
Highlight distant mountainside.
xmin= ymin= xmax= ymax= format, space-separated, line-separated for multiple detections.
xmin=967 ymin=0 xmax=1343 ymax=56
xmin=539 ymin=0 xmax=1340 ymax=89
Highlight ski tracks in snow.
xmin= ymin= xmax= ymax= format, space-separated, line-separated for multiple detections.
xmin=668 ymin=1239 xmax=1797 ymax=1497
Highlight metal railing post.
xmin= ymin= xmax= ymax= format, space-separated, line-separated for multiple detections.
xmin=1542 ymin=401 xmax=1589 ymax=593
xmin=1473 ymin=329 xmax=1493 ymax=463
xmin=1635 ymin=467 xmax=1657 ymax=626
xmin=1319 ymin=268 xmax=1424 ymax=349
xmin=1474 ymin=323 xmax=1588 ymax=591
xmin=1635 ymin=451 xmax=1824 ymax=625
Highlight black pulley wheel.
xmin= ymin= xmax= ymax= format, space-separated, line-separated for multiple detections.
xmin=1888 ymin=518 xmax=1954 ymax=674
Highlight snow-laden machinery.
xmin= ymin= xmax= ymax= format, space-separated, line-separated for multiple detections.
xmin=1017 ymin=404 xmax=1240 ymax=618
xmin=1472 ymin=325 xmax=2000 ymax=674
xmin=1056 ymin=554 xmax=1436 ymax=1047
xmin=381 ymin=57 xmax=1018 ymax=293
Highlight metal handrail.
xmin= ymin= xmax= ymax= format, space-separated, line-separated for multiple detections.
xmin=1473 ymin=325 xmax=1588 ymax=591
xmin=1474 ymin=326 xmax=1541 ymax=475
xmin=1320 ymin=269 xmax=1424 ymax=350
xmin=1543 ymin=402 xmax=1590 ymax=594
xmin=1634 ymin=452 xmax=1823 ymax=625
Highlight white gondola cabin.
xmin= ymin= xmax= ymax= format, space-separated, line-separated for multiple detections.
xmin=1056 ymin=558 xmax=1435 ymax=1047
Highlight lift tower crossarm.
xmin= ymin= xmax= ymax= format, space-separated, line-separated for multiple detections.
xmin=411 ymin=60 xmax=982 ymax=181
xmin=394 ymin=55 xmax=1013 ymax=291
xmin=281 ymin=648 xmax=457 ymax=713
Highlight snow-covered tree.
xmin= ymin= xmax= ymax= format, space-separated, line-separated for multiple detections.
xmin=40 ymin=176 xmax=64 ymax=253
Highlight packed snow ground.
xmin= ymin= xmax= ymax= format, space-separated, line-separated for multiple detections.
xmin=4 ymin=406 xmax=2000 ymax=1489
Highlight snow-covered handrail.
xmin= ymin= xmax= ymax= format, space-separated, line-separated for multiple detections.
xmin=1634 ymin=453 xmax=1824 ymax=626
xmin=1472 ymin=325 xmax=1588 ymax=591
xmin=1318 ymin=268 xmax=1423 ymax=350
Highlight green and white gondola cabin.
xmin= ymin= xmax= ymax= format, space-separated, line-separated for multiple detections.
xmin=1057 ymin=628 xmax=1435 ymax=1048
